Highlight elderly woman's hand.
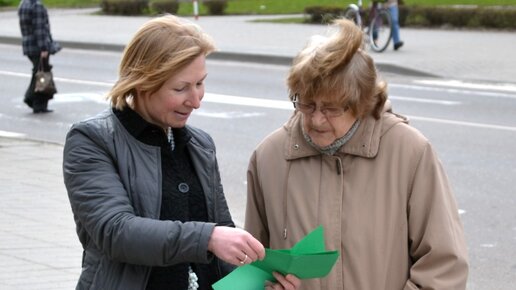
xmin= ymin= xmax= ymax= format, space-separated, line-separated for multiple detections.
xmin=265 ymin=272 xmax=301 ymax=290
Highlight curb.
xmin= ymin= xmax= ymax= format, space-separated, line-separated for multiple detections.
xmin=0 ymin=36 xmax=437 ymax=78
xmin=0 ymin=134 xmax=64 ymax=147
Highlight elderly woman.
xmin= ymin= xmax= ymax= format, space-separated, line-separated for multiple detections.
xmin=63 ymin=15 xmax=299 ymax=290
xmin=245 ymin=19 xmax=468 ymax=290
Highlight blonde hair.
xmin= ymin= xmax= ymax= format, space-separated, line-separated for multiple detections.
xmin=287 ymin=18 xmax=387 ymax=119
xmin=108 ymin=15 xmax=215 ymax=109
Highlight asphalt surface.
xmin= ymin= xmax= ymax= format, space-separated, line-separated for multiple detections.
xmin=0 ymin=7 xmax=515 ymax=290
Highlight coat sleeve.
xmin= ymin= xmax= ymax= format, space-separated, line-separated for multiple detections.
xmin=63 ymin=124 xmax=215 ymax=267
xmin=244 ymin=150 xmax=270 ymax=247
xmin=404 ymin=142 xmax=469 ymax=289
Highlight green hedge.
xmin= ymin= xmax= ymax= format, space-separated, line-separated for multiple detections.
xmin=101 ymin=0 xmax=148 ymax=15
xmin=150 ymin=0 xmax=179 ymax=15
xmin=203 ymin=0 xmax=228 ymax=15
xmin=79 ymin=1 xmax=516 ymax=29
xmin=304 ymin=6 xmax=344 ymax=24
xmin=99 ymin=0 xmax=226 ymax=16
xmin=303 ymin=5 xmax=516 ymax=29
xmin=401 ymin=6 xmax=516 ymax=29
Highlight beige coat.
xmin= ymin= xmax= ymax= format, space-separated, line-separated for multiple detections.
xmin=245 ymin=106 xmax=468 ymax=290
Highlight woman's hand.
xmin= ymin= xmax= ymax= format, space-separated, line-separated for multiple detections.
xmin=208 ymin=226 xmax=265 ymax=266
xmin=265 ymin=272 xmax=301 ymax=290
xmin=208 ymin=227 xmax=301 ymax=289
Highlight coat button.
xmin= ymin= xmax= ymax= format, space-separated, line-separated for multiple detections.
xmin=178 ymin=182 xmax=189 ymax=193
xmin=294 ymin=144 xmax=299 ymax=150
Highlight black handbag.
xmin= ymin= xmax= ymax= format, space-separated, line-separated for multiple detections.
xmin=34 ymin=58 xmax=57 ymax=95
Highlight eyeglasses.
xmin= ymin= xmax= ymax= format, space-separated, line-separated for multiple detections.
xmin=292 ymin=96 xmax=348 ymax=118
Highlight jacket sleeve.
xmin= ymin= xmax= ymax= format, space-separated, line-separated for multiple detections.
xmin=211 ymin=143 xmax=234 ymax=228
xmin=404 ymin=142 xmax=469 ymax=289
xmin=63 ymin=123 xmax=216 ymax=267
xmin=187 ymin=126 xmax=235 ymax=228
xmin=244 ymin=150 xmax=270 ymax=247
xmin=201 ymin=133 xmax=237 ymax=276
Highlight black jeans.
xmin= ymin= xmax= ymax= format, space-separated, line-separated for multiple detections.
xmin=24 ymin=55 xmax=54 ymax=111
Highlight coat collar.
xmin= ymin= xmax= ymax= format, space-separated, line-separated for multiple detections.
xmin=283 ymin=101 xmax=408 ymax=160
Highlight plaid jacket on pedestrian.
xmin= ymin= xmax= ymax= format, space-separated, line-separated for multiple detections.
xmin=18 ymin=0 xmax=54 ymax=56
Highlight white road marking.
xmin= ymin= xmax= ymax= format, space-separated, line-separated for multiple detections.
xmin=195 ymin=110 xmax=264 ymax=119
xmin=47 ymin=92 xmax=516 ymax=132
xmin=3 ymin=69 xmax=514 ymax=99
xmin=203 ymin=93 xmax=293 ymax=110
xmin=0 ymin=130 xmax=26 ymax=138
xmin=414 ymin=79 xmax=516 ymax=94
xmin=408 ymin=115 xmax=516 ymax=132
xmin=0 ymin=71 xmax=27 ymax=78
xmin=2 ymin=70 xmax=514 ymax=131
xmin=393 ymin=80 xmax=516 ymax=99
xmin=390 ymin=95 xmax=460 ymax=105
xmin=54 ymin=77 xmax=113 ymax=87
xmin=0 ymin=70 xmax=113 ymax=87
xmin=53 ymin=92 xmax=109 ymax=104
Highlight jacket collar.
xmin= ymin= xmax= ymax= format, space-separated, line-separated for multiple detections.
xmin=283 ymin=101 xmax=408 ymax=160
xmin=112 ymin=107 xmax=191 ymax=149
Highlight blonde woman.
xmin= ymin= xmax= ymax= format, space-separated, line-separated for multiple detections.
xmin=245 ymin=19 xmax=468 ymax=290
xmin=63 ymin=15 xmax=299 ymax=290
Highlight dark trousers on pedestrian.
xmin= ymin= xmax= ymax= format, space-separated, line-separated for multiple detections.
xmin=24 ymin=55 xmax=54 ymax=112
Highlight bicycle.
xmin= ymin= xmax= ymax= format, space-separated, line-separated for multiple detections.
xmin=343 ymin=0 xmax=393 ymax=53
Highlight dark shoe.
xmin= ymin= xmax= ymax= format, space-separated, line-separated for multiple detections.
xmin=33 ymin=108 xmax=53 ymax=114
xmin=394 ymin=41 xmax=404 ymax=51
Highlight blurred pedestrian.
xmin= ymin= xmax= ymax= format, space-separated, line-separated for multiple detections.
xmin=388 ymin=0 xmax=404 ymax=50
xmin=63 ymin=15 xmax=300 ymax=290
xmin=18 ymin=0 xmax=60 ymax=113
xmin=245 ymin=18 xmax=468 ymax=290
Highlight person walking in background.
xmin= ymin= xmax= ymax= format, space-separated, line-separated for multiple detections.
xmin=18 ymin=0 xmax=60 ymax=113
xmin=245 ymin=18 xmax=468 ymax=290
xmin=388 ymin=0 xmax=404 ymax=50
xmin=63 ymin=15 xmax=300 ymax=290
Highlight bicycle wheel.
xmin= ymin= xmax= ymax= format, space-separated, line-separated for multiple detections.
xmin=368 ymin=9 xmax=392 ymax=53
xmin=343 ymin=7 xmax=361 ymax=27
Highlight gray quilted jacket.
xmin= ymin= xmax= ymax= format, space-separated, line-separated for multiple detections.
xmin=63 ymin=108 xmax=234 ymax=289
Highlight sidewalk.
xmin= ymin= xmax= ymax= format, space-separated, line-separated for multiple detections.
xmin=0 ymin=137 xmax=80 ymax=289
xmin=0 ymin=8 xmax=515 ymax=83
xmin=0 ymin=7 xmax=515 ymax=289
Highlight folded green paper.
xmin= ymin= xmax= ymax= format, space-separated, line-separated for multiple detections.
xmin=212 ymin=226 xmax=339 ymax=290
